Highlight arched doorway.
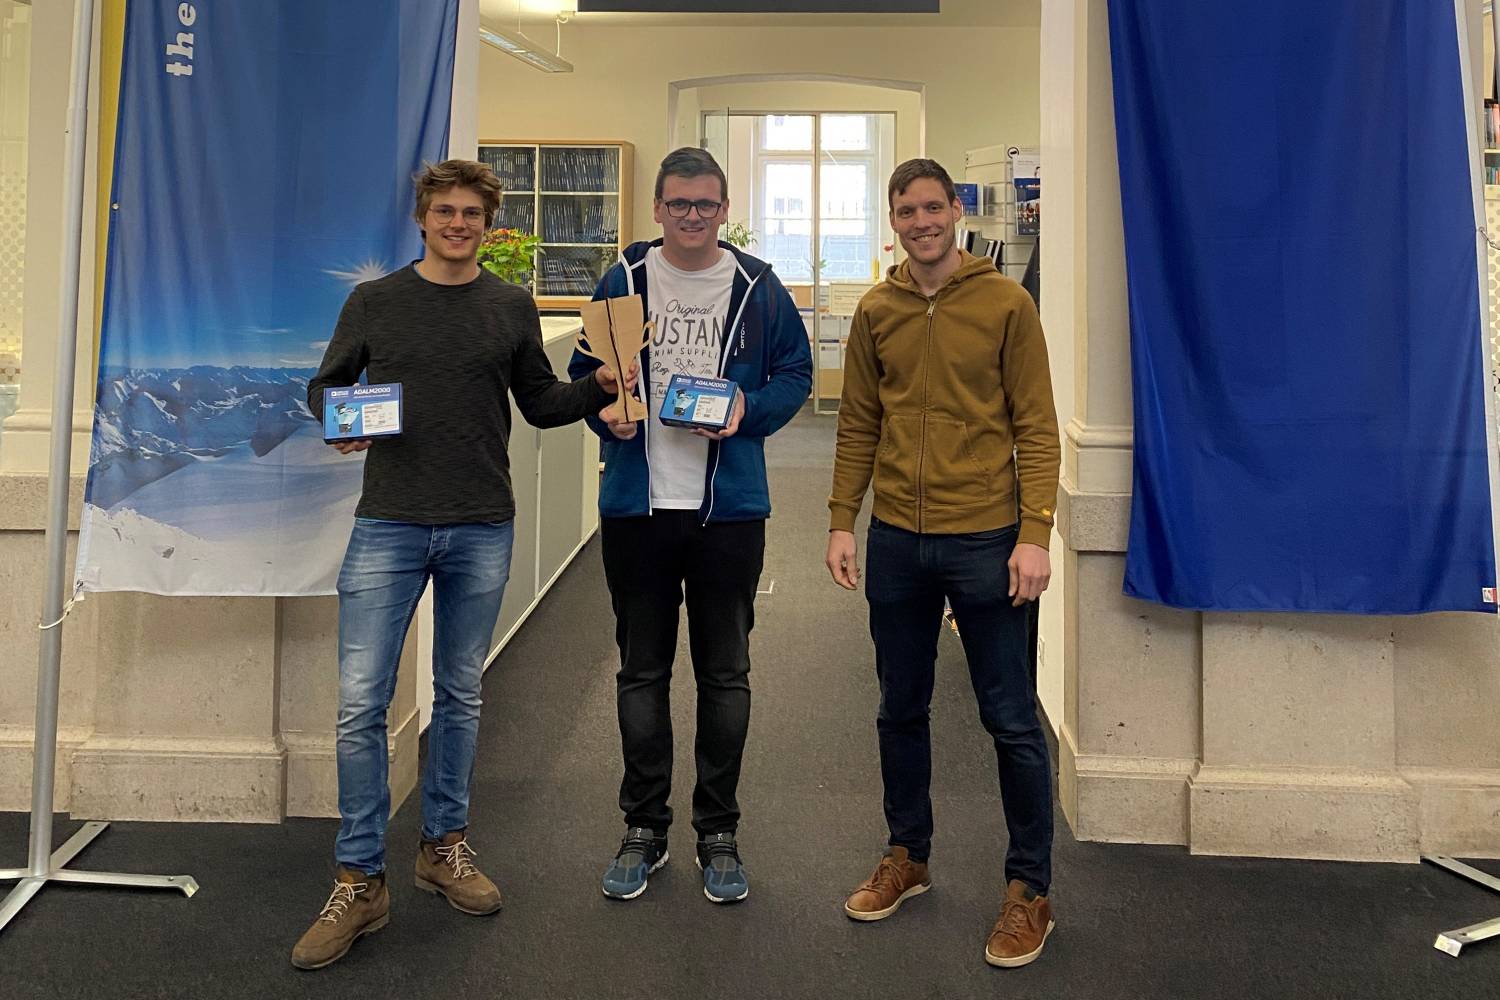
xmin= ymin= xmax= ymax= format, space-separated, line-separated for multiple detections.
xmin=668 ymin=75 xmax=923 ymax=411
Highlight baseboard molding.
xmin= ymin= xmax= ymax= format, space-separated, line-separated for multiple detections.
xmin=68 ymin=735 xmax=287 ymax=824
xmin=1058 ymin=724 xmax=1194 ymax=845
xmin=0 ymin=725 xmax=91 ymax=812
xmin=1189 ymin=765 xmax=1420 ymax=862
xmin=1402 ymin=766 xmax=1500 ymax=858
xmin=283 ymin=707 xmax=421 ymax=820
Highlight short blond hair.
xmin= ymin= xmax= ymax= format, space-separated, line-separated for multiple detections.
xmin=412 ymin=159 xmax=503 ymax=228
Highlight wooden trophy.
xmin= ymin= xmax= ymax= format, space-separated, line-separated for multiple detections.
xmin=577 ymin=294 xmax=652 ymax=423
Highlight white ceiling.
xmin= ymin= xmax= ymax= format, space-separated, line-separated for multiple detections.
xmin=478 ymin=0 xmax=1040 ymax=29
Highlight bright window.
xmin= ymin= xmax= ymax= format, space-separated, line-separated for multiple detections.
xmin=713 ymin=112 xmax=894 ymax=285
xmin=761 ymin=115 xmax=812 ymax=152
xmin=820 ymin=115 xmax=870 ymax=151
xmin=762 ymin=161 xmax=813 ymax=280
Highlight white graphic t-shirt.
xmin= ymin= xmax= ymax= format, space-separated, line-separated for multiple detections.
xmin=645 ymin=247 xmax=737 ymax=509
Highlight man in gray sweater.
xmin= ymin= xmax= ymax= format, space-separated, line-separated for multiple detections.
xmin=293 ymin=160 xmax=629 ymax=970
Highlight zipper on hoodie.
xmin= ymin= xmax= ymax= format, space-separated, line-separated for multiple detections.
xmin=916 ymin=294 xmax=939 ymax=534
xmin=701 ymin=260 xmax=764 ymax=527
xmin=623 ymin=251 xmax=654 ymax=518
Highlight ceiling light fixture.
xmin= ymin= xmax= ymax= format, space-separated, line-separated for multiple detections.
xmin=479 ymin=24 xmax=574 ymax=73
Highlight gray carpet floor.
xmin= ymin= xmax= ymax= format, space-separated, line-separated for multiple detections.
xmin=3 ymin=406 xmax=1499 ymax=999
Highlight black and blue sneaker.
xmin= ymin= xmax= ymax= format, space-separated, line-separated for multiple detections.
xmin=696 ymin=832 xmax=749 ymax=904
xmin=601 ymin=827 xmax=668 ymax=900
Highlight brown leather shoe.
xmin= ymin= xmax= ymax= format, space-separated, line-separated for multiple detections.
xmin=843 ymin=846 xmax=931 ymax=921
xmin=290 ymin=867 xmax=390 ymax=970
xmin=415 ymin=830 xmax=502 ymax=915
xmin=984 ymin=879 xmax=1054 ymax=968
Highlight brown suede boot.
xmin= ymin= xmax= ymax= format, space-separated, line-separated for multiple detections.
xmin=843 ymin=846 xmax=931 ymax=921
xmin=290 ymin=866 xmax=389 ymax=970
xmin=984 ymin=879 xmax=1055 ymax=968
xmin=415 ymin=830 xmax=502 ymax=915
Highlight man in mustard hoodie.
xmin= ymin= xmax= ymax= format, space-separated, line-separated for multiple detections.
xmin=825 ymin=159 xmax=1061 ymax=969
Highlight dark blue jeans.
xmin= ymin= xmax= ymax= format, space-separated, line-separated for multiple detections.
xmin=865 ymin=517 xmax=1053 ymax=894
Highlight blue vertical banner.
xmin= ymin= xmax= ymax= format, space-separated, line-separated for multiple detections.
xmin=1108 ymin=1 xmax=1498 ymax=614
xmin=77 ymin=0 xmax=458 ymax=595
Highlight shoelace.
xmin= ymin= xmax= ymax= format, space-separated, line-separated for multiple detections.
xmin=992 ymin=897 xmax=1037 ymax=942
xmin=702 ymin=838 xmax=740 ymax=867
xmin=861 ymin=856 xmax=902 ymax=894
xmin=434 ymin=839 xmax=480 ymax=880
xmin=617 ymin=833 xmax=656 ymax=861
xmin=317 ymin=880 xmax=365 ymax=924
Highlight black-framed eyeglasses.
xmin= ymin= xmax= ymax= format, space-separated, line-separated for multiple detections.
xmin=663 ymin=199 xmax=723 ymax=219
xmin=428 ymin=205 xmax=487 ymax=225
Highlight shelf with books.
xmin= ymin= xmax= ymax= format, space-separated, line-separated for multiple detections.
xmin=478 ymin=140 xmax=635 ymax=309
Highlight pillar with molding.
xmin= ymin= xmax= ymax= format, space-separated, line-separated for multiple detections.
xmin=1040 ymin=0 xmax=1500 ymax=861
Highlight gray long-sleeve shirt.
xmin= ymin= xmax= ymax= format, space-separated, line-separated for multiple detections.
xmin=308 ymin=263 xmax=609 ymax=524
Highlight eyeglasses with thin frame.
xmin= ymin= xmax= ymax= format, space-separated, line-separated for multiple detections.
xmin=428 ymin=205 xmax=487 ymax=226
xmin=662 ymin=198 xmax=724 ymax=219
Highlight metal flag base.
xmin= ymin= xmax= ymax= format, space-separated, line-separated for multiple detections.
xmin=0 ymin=822 xmax=198 ymax=933
xmin=1422 ymin=855 xmax=1500 ymax=958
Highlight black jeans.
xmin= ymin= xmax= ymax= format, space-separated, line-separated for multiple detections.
xmin=601 ymin=512 xmax=765 ymax=837
xmin=865 ymin=517 xmax=1053 ymax=894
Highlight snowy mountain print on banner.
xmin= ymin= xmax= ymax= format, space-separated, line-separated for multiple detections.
xmin=77 ymin=365 xmax=364 ymax=595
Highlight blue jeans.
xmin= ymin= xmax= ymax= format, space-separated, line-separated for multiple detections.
xmin=334 ymin=517 xmax=514 ymax=874
xmin=865 ymin=517 xmax=1053 ymax=894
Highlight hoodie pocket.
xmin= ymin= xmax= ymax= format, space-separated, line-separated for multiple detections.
xmin=923 ymin=416 xmax=991 ymax=508
xmin=873 ymin=413 xmax=919 ymax=503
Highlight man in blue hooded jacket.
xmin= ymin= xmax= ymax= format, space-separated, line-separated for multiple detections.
xmin=569 ymin=147 xmax=811 ymax=905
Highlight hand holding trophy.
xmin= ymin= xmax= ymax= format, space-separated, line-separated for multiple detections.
xmin=577 ymin=295 xmax=652 ymax=423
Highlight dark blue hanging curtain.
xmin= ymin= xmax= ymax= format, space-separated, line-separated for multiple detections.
xmin=1108 ymin=1 xmax=1497 ymax=614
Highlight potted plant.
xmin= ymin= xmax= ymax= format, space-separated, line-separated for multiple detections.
xmin=721 ymin=221 xmax=757 ymax=250
xmin=477 ymin=228 xmax=543 ymax=287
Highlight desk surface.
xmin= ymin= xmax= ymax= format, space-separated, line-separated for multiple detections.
xmin=540 ymin=314 xmax=583 ymax=346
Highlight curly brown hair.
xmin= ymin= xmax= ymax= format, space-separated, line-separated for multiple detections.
xmin=412 ymin=159 xmax=503 ymax=229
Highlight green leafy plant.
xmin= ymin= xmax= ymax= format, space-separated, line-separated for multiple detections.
xmin=477 ymin=228 xmax=542 ymax=286
xmin=721 ymin=221 xmax=757 ymax=249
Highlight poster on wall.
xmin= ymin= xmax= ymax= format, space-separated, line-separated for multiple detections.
xmin=1108 ymin=0 xmax=1497 ymax=614
xmin=74 ymin=0 xmax=458 ymax=596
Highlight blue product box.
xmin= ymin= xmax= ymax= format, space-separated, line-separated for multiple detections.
xmin=324 ymin=383 xmax=403 ymax=442
xmin=659 ymin=374 xmax=737 ymax=431
xmin=954 ymin=182 xmax=980 ymax=215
